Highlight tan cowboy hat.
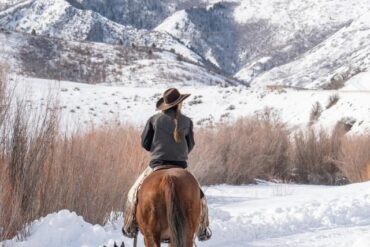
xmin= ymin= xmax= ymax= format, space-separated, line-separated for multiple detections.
xmin=156 ymin=88 xmax=191 ymax=111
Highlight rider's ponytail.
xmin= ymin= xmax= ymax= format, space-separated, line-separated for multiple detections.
xmin=173 ymin=106 xmax=181 ymax=143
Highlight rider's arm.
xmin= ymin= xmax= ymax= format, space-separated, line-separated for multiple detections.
xmin=141 ymin=117 xmax=154 ymax=151
xmin=186 ymin=119 xmax=195 ymax=153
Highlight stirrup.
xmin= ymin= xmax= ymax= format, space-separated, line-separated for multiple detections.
xmin=197 ymin=227 xmax=212 ymax=241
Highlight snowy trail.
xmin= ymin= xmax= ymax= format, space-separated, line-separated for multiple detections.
xmin=3 ymin=181 xmax=370 ymax=247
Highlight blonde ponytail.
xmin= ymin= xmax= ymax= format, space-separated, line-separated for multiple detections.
xmin=173 ymin=106 xmax=181 ymax=143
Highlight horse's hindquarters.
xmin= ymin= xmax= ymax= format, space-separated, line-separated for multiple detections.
xmin=136 ymin=168 xmax=201 ymax=247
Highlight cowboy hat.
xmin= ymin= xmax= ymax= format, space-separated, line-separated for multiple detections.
xmin=156 ymin=88 xmax=191 ymax=111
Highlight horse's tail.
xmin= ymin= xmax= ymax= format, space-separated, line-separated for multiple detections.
xmin=162 ymin=175 xmax=187 ymax=247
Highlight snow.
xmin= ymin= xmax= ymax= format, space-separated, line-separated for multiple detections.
xmin=2 ymin=210 xmax=127 ymax=247
xmin=155 ymin=10 xmax=189 ymax=39
xmin=156 ymin=0 xmax=370 ymax=88
xmin=248 ymin=8 xmax=370 ymax=89
xmin=8 ymin=76 xmax=370 ymax=134
xmin=3 ymin=181 xmax=370 ymax=247
xmin=341 ymin=71 xmax=370 ymax=91
xmin=233 ymin=0 xmax=370 ymax=27
xmin=0 ymin=0 xmax=204 ymax=64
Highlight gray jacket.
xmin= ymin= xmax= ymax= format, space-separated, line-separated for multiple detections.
xmin=141 ymin=109 xmax=195 ymax=168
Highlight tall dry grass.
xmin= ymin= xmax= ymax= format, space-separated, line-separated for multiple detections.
xmin=338 ymin=135 xmax=370 ymax=182
xmin=189 ymin=114 xmax=290 ymax=185
xmin=0 ymin=66 xmax=149 ymax=238
xmin=0 ymin=118 xmax=149 ymax=239
xmin=289 ymin=128 xmax=344 ymax=184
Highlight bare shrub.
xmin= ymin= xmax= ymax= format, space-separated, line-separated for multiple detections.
xmin=0 ymin=66 xmax=148 ymax=238
xmin=189 ymin=116 xmax=290 ymax=185
xmin=323 ymin=77 xmax=345 ymax=90
xmin=41 ymin=125 xmax=148 ymax=224
xmin=309 ymin=102 xmax=323 ymax=126
xmin=323 ymin=67 xmax=366 ymax=90
xmin=335 ymin=117 xmax=356 ymax=132
xmin=0 ymin=97 xmax=60 ymax=239
xmin=326 ymin=94 xmax=340 ymax=109
xmin=338 ymin=135 xmax=370 ymax=182
xmin=0 ymin=120 xmax=148 ymax=239
xmin=289 ymin=129 xmax=344 ymax=184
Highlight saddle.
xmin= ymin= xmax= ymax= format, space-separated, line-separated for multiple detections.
xmin=152 ymin=164 xmax=183 ymax=172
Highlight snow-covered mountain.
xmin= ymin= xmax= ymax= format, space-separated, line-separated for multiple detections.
xmin=248 ymin=11 xmax=370 ymax=89
xmin=66 ymin=0 xmax=205 ymax=29
xmin=0 ymin=0 xmax=207 ymax=64
xmin=157 ymin=0 xmax=370 ymax=88
xmin=1 ymin=0 xmax=370 ymax=89
xmin=0 ymin=30 xmax=237 ymax=86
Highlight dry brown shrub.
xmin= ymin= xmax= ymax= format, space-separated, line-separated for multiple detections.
xmin=189 ymin=116 xmax=290 ymax=185
xmin=45 ymin=125 xmax=149 ymax=223
xmin=0 ymin=119 xmax=149 ymax=239
xmin=338 ymin=135 xmax=370 ymax=182
xmin=289 ymin=128 xmax=345 ymax=185
xmin=0 ymin=66 xmax=149 ymax=238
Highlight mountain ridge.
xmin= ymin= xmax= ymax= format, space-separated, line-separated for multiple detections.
xmin=0 ymin=0 xmax=370 ymax=89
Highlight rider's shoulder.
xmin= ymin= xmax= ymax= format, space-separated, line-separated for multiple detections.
xmin=149 ymin=112 xmax=163 ymax=122
xmin=180 ymin=113 xmax=192 ymax=123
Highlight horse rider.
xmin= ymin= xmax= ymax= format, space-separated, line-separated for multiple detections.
xmin=122 ymin=88 xmax=212 ymax=241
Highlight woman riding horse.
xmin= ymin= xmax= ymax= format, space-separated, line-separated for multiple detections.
xmin=122 ymin=88 xmax=211 ymax=243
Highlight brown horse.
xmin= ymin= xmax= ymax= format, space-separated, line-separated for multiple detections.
xmin=135 ymin=168 xmax=201 ymax=247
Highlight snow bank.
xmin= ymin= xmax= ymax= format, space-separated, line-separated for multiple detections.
xmin=2 ymin=210 xmax=126 ymax=247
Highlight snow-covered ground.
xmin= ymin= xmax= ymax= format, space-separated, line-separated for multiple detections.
xmin=3 ymin=181 xmax=370 ymax=247
xmin=10 ymin=75 xmax=370 ymax=134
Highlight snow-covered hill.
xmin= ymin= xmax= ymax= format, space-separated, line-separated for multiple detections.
xmin=156 ymin=0 xmax=370 ymax=88
xmin=3 ymin=181 xmax=370 ymax=247
xmin=0 ymin=30 xmax=237 ymax=85
xmin=248 ymin=10 xmax=370 ymax=89
xmin=66 ymin=0 xmax=205 ymax=30
xmin=0 ymin=0 xmax=205 ymax=63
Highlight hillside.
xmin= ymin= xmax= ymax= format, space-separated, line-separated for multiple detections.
xmin=0 ymin=30 xmax=238 ymax=85
xmin=248 ymin=10 xmax=370 ymax=89
xmin=6 ymin=76 xmax=369 ymax=135
xmin=0 ymin=0 xmax=204 ymax=63
xmin=156 ymin=0 xmax=370 ymax=88
xmin=1 ymin=0 xmax=370 ymax=88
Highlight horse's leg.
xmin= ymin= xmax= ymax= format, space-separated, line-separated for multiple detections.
xmin=186 ymin=214 xmax=198 ymax=247
xmin=143 ymin=233 xmax=161 ymax=247
xmin=185 ymin=232 xmax=195 ymax=247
